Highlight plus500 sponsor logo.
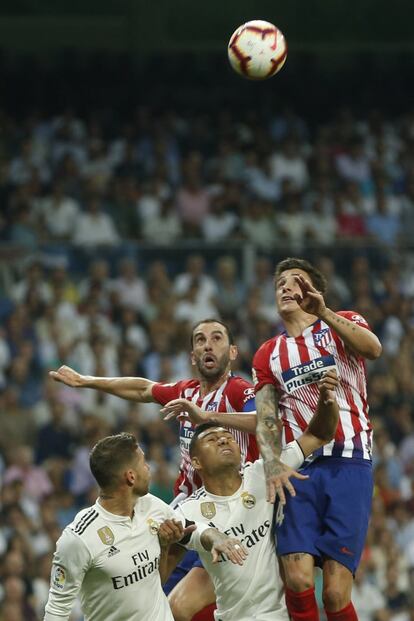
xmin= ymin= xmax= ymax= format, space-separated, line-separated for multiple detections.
xmin=281 ymin=355 xmax=336 ymax=394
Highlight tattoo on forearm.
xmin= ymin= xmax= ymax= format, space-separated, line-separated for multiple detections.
xmin=256 ymin=385 xmax=282 ymax=464
xmin=331 ymin=314 xmax=356 ymax=331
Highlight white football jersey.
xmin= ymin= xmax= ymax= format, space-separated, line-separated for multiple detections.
xmin=177 ymin=460 xmax=290 ymax=621
xmin=44 ymin=494 xmax=206 ymax=621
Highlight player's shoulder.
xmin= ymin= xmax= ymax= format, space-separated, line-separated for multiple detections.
xmin=175 ymin=378 xmax=200 ymax=392
xmin=137 ymin=493 xmax=171 ymax=516
xmin=227 ymin=374 xmax=254 ymax=393
xmin=68 ymin=504 xmax=101 ymax=539
xmin=224 ymin=375 xmax=255 ymax=408
xmin=253 ymin=335 xmax=280 ymax=360
xmin=243 ymin=459 xmax=264 ymax=478
xmin=179 ymin=486 xmax=209 ymax=508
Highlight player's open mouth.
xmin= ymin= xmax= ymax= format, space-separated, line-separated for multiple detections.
xmin=203 ymin=355 xmax=217 ymax=368
xmin=220 ymin=448 xmax=233 ymax=455
xmin=281 ymin=296 xmax=295 ymax=302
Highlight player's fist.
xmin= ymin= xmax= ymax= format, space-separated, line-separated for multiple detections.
xmin=158 ymin=519 xmax=196 ymax=549
xmin=318 ymin=369 xmax=338 ymax=405
xmin=49 ymin=365 xmax=85 ymax=387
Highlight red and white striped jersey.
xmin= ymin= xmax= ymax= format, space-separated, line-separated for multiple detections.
xmin=152 ymin=375 xmax=259 ymax=498
xmin=252 ymin=311 xmax=373 ymax=461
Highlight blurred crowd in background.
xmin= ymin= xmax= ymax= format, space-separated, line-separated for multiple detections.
xmin=0 ymin=101 xmax=414 ymax=621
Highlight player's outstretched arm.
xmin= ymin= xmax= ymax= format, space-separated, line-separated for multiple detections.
xmin=161 ymin=398 xmax=256 ymax=433
xmin=49 ymin=365 xmax=156 ymax=403
xmin=294 ymin=275 xmax=382 ymax=360
xmin=256 ymin=384 xmax=308 ymax=505
xmin=296 ymin=369 xmax=340 ymax=457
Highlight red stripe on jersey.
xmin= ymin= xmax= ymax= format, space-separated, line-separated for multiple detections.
xmin=297 ymin=335 xmax=310 ymax=364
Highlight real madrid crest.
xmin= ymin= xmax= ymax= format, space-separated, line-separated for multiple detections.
xmin=97 ymin=526 xmax=115 ymax=545
xmin=241 ymin=492 xmax=256 ymax=509
xmin=147 ymin=518 xmax=159 ymax=535
xmin=200 ymin=502 xmax=216 ymax=519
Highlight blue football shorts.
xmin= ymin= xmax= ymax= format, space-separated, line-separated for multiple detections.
xmin=274 ymin=457 xmax=373 ymax=574
xmin=163 ymin=549 xmax=203 ymax=594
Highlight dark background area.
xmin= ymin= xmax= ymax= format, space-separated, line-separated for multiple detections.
xmin=0 ymin=0 xmax=412 ymax=120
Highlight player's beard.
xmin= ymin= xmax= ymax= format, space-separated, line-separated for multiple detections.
xmin=195 ymin=352 xmax=230 ymax=381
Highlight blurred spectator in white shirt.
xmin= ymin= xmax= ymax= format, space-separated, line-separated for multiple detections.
xmin=201 ymin=194 xmax=239 ymax=242
xmin=142 ymin=198 xmax=183 ymax=245
xmin=174 ymin=254 xmax=217 ymax=309
xmin=244 ymin=151 xmax=281 ymax=201
xmin=35 ymin=179 xmax=80 ymax=240
xmin=240 ymin=199 xmax=279 ymax=251
xmin=269 ymin=137 xmax=309 ymax=191
xmin=72 ymin=197 xmax=120 ymax=247
xmin=111 ymin=257 xmax=148 ymax=313
xmin=336 ymin=136 xmax=372 ymax=187
xmin=277 ymin=193 xmax=310 ymax=252
xmin=305 ymin=197 xmax=337 ymax=246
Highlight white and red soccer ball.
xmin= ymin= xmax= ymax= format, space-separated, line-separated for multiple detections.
xmin=228 ymin=20 xmax=287 ymax=80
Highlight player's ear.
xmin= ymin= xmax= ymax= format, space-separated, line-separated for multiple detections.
xmin=190 ymin=351 xmax=196 ymax=367
xmin=125 ymin=468 xmax=135 ymax=487
xmin=229 ymin=344 xmax=238 ymax=362
xmin=191 ymin=456 xmax=201 ymax=471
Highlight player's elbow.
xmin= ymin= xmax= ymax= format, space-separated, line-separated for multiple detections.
xmin=364 ymin=339 xmax=382 ymax=360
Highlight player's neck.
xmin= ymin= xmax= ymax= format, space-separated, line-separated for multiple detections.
xmin=281 ymin=309 xmax=318 ymax=337
xmin=199 ymin=369 xmax=231 ymax=397
xmin=98 ymin=491 xmax=136 ymax=519
xmin=203 ymin=469 xmax=242 ymax=497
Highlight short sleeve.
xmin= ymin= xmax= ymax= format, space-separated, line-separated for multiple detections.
xmin=226 ymin=377 xmax=256 ymax=412
xmin=252 ymin=340 xmax=278 ymax=393
xmin=151 ymin=381 xmax=185 ymax=406
xmin=336 ymin=310 xmax=371 ymax=330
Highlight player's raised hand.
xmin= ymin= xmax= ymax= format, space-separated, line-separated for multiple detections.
xmin=263 ymin=459 xmax=308 ymax=505
xmin=161 ymin=398 xmax=207 ymax=425
xmin=157 ymin=519 xmax=197 ymax=549
xmin=318 ymin=369 xmax=339 ymax=405
xmin=49 ymin=365 xmax=85 ymax=387
xmin=294 ymin=274 xmax=326 ymax=317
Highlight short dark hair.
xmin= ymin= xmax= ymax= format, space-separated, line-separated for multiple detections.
xmin=89 ymin=432 xmax=138 ymax=489
xmin=190 ymin=319 xmax=235 ymax=348
xmin=274 ymin=257 xmax=327 ymax=295
xmin=189 ymin=423 xmax=225 ymax=458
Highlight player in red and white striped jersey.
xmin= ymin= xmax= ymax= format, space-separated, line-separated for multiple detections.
xmin=253 ymin=257 xmax=382 ymax=621
xmin=153 ymin=374 xmax=257 ymax=500
xmin=50 ymin=318 xmax=258 ymax=621
xmin=253 ymin=310 xmax=372 ymax=462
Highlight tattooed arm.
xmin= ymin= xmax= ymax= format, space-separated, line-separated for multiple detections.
xmin=318 ymin=308 xmax=382 ymax=360
xmin=294 ymin=274 xmax=382 ymax=360
xmin=256 ymin=384 xmax=308 ymax=504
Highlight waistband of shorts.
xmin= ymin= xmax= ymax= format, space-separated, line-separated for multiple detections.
xmin=305 ymin=456 xmax=372 ymax=468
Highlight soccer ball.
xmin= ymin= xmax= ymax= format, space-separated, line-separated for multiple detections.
xmin=228 ymin=20 xmax=287 ymax=80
